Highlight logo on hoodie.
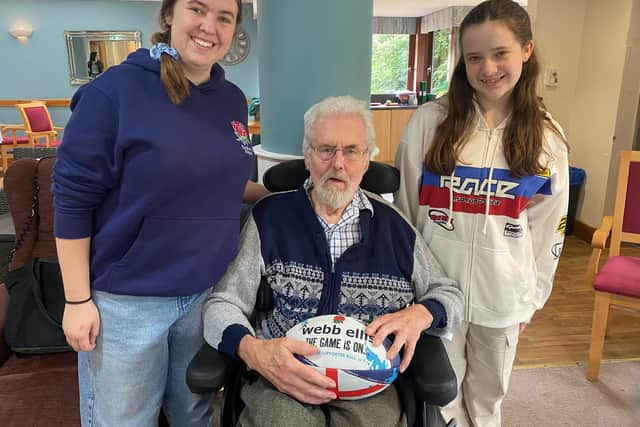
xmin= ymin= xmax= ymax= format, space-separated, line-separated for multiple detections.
xmin=420 ymin=166 xmax=553 ymax=219
xmin=551 ymin=242 xmax=563 ymax=259
xmin=556 ymin=216 xmax=567 ymax=236
xmin=231 ymin=121 xmax=254 ymax=155
xmin=503 ymin=222 xmax=523 ymax=238
xmin=429 ymin=209 xmax=454 ymax=231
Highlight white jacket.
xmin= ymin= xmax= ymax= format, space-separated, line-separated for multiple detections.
xmin=395 ymin=99 xmax=569 ymax=328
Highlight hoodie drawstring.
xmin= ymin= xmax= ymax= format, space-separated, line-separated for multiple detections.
xmin=482 ymin=132 xmax=499 ymax=234
xmin=447 ymin=168 xmax=455 ymax=227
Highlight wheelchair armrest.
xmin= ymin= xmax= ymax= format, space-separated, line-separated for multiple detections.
xmin=408 ymin=333 xmax=457 ymax=407
xmin=186 ymin=342 xmax=241 ymax=394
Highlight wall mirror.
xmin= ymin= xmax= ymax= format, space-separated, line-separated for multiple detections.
xmin=65 ymin=31 xmax=142 ymax=85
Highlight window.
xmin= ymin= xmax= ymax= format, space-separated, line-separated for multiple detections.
xmin=430 ymin=29 xmax=451 ymax=96
xmin=371 ymin=34 xmax=410 ymax=93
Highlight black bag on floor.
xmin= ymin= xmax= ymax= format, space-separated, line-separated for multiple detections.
xmin=4 ymin=259 xmax=70 ymax=353
xmin=3 ymin=156 xmax=71 ymax=353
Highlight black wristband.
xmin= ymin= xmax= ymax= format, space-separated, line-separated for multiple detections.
xmin=65 ymin=296 xmax=92 ymax=305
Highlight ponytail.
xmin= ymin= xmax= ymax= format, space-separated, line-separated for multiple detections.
xmin=151 ymin=31 xmax=190 ymax=105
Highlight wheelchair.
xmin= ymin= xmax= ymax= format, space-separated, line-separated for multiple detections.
xmin=186 ymin=160 xmax=458 ymax=427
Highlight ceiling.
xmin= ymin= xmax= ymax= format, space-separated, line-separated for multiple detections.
xmin=137 ymin=1 xmax=528 ymax=19
xmin=373 ymin=0 xmax=528 ymax=17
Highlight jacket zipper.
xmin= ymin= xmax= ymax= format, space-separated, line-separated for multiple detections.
xmin=464 ymin=128 xmax=493 ymax=321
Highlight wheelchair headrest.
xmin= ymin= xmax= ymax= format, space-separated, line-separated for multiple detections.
xmin=262 ymin=159 xmax=400 ymax=195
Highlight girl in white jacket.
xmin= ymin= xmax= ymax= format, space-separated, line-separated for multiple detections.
xmin=395 ymin=1 xmax=569 ymax=426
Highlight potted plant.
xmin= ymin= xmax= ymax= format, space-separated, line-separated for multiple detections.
xmin=248 ymin=98 xmax=260 ymax=121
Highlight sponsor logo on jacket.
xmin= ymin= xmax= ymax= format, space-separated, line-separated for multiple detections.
xmin=440 ymin=175 xmax=519 ymax=200
xmin=556 ymin=216 xmax=567 ymax=236
xmin=429 ymin=209 xmax=454 ymax=231
xmin=551 ymin=242 xmax=563 ymax=259
xmin=504 ymin=222 xmax=523 ymax=238
xmin=419 ymin=166 xmax=553 ymax=219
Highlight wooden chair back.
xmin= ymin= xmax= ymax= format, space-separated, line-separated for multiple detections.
xmin=16 ymin=101 xmax=54 ymax=133
xmin=15 ymin=101 xmax=61 ymax=147
xmin=609 ymin=150 xmax=640 ymax=256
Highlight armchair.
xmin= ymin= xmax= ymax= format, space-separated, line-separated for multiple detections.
xmin=586 ymin=150 xmax=640 ymax=381
xmin=0 ymin=158 xmax=79 ymax=426
xmin=15 ymin=101 xmax=63 ymax=148
xmin=187 ymin=160 xmax=458 ymax=427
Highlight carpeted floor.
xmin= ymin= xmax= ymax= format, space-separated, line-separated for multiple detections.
xmin=502 ymin=361 xmax=640 ymax=426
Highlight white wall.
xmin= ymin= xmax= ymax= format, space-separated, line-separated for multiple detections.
xmin=531 ymin=0 xmax=635 ymax=228
xmin=604 ymin=0 xmax=640 ymax=213
xmin=528 ymin=0 xmax=586 ymax=132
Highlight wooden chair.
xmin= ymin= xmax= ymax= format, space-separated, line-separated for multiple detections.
xmin=586 ymin=150 xmax=640 ymax=381
xmin=15 ymin=101 xmax=63 ymax=148
xmin=0 ymin=124 xmax=30 ymax=173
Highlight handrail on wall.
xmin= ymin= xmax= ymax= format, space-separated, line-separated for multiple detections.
xmin=0 ymin=99 xmax=71 ymax=108
xmin=2 ymin=98 xmax=256 ymax=108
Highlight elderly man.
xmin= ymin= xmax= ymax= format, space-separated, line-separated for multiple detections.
xmin=203 ymin=96 xmax=462 ymax=427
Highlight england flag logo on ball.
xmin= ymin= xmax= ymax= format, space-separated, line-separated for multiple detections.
xmin=286 ymin=314 xmax=400 ymax=400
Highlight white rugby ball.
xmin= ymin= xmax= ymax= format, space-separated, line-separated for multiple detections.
xmin=286 ymin=314 xmax=400 ymax=400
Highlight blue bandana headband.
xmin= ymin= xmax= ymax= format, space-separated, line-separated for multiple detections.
xmin=150 ymin=43 xmax=180 ymax=61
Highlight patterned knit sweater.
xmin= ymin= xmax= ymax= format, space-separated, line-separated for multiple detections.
xmin=203 ymin=188 xmax=463 ymax=357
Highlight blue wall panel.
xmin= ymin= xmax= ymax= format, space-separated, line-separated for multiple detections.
xmin=258 ymin=0 xmax=373 ymax=155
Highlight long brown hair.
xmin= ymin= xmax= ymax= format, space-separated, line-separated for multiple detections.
xmin=152 ymin=0 xmax=243 ymax=105
xmin=425 ymin=0 xmax=564 ymax=178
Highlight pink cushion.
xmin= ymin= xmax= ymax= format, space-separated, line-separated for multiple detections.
xmin=24 ymin=106 xmax=52 ymax=132
xmin=34 ymin=139 xmax=61 ymax=148
xmin=594 ymin=256 xmax=640 ymax=297
xmin=0 ymin=136 xmax=30 ymax=145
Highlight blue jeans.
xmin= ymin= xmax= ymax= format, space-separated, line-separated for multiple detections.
xmin=78 ymin=290 xmax=213 ymax=427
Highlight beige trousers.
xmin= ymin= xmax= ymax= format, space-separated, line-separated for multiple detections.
xmin=440 ymin=322 xmax=520 ymax=427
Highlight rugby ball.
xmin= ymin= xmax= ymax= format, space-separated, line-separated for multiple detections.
xmin=286 ymin=314 xmax=400 ymax=400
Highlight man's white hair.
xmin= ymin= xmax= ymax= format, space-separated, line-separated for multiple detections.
xmin=302 ymin=96 xmax=376 ymax=157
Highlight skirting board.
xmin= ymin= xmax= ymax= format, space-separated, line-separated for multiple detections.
xmin=572 ymin=220 xmax=596 ymax=244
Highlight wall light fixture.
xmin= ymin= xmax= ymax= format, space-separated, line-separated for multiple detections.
xmin=9 ymin=26 xmax=33 ymax=41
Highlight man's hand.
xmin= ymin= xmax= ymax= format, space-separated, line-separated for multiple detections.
xmin=365 ymin=304 xmax=433 ymax=373
xmin=62 ymin=301 xmax=100 ymax=352
xmin=237 ymin=335 xmax=337 ymax=404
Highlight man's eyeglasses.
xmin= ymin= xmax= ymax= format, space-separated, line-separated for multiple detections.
xmin=311 ymin=145 xmax=368 ymax=162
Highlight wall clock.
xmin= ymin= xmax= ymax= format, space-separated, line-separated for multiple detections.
xmin=220 ymin=26 xmax=250 ymax=66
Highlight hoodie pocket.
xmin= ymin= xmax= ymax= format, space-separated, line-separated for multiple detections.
xmin=471 ymin=246 xmax=529 ymax=314
xmin=108 ymin=216 xmax=239 ymax=296
xmin=427 ymin=234 xmax=470 ymax=292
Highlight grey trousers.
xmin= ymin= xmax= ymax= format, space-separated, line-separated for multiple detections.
xmin=238 ymin=377 xmax=407 ymax=427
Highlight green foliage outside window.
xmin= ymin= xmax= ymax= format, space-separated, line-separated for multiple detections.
xmin=431 ymin=29 xmax=450 ymax=97
xmin=371 ymin=35 xmax=410 ymax=93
